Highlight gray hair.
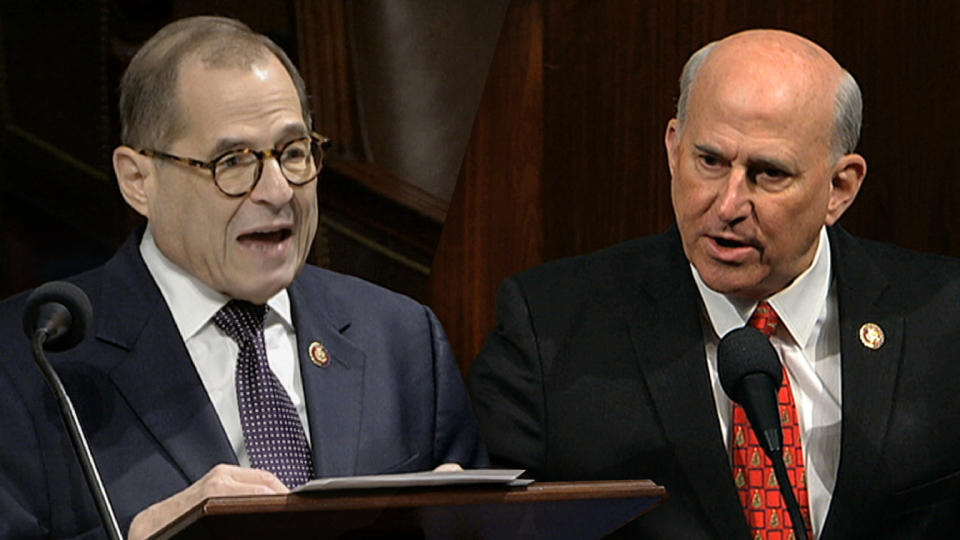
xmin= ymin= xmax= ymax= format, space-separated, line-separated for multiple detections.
xmin=119 ymin=16 xmax=311 ymax=150
xmin=675 ymin=41 xmax=862 ymax=160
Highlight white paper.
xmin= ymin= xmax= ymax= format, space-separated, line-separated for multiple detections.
xmin=292 ymin=469 xmax=533 ymax=492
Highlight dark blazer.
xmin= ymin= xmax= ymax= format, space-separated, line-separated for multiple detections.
xmin=0 ymin=230 xmax=486 ymax=539
xmin=469 ymin=226 xmax=960 ymax=539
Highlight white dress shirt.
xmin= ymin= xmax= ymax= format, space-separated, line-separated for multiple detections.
xmin=139 ymin=227 xmax=311 ymax=467
xmin=692 ymin=226 xmax=841 ymax=539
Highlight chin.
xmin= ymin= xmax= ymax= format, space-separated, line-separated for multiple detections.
xmin=698 ymin=267 xmax=769 ymax=300
xmin=234 ymin=276 xmax=295 ymax=304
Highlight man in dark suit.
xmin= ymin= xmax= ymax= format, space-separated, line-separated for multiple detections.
xmin=469 ymin=29 xmax=960 ymax=539
xmin=0 ymin=16 xmax=485 ymax=539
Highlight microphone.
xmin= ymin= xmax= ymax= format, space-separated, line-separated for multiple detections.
xmin=23 ymin=280 xmax=93 ymax=351
xmin=718 ymin=326 xmax=808 ymax=540
xmin=22 ymin=282 xmax=122 ymax=540
xmin=717 ymin=326 xmax=783 ymax=455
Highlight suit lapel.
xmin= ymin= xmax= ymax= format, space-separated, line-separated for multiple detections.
xmin=820 ymin=227 xmax=900 ymax=538
xmin=622 ymin=230 xmax=749 ymax=539
xmin=97 ymin=233 xmax=237 ymax=483
xmin=289 ymin=277 xmax=366 ymax=477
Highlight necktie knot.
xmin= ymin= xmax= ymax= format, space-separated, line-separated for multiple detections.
xmin=214 ymin=300 xmax=267 ymax=344
xmin=748 ymin=301 xmax=780 ymax=338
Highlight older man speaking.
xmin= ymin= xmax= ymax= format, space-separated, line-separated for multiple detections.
xmin=470 ymin=29 xmax=960 ymax=540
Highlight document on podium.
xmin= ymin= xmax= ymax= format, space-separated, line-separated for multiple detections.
xmin=292 ymin=469 xmax=533 ymax=492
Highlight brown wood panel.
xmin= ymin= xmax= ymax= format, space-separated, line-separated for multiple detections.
xmin=836 ymin=1 xmax=960 ymax=256
xmin=432 ymin=0 xmax=960 ymax=373
xmin=429 ymin=0 xmax=546 ymax=374
xmin=296 ymin=0 xmax=365 ymax=160
xmin=541 ymin=0 xmax=677 ymax=258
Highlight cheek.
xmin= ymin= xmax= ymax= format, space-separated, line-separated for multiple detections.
xmin=756 ymin=197 xmax=824 ymax=258
xmin=146 ymin=183 xmax=191 ymax=241
xmin=672 ymin=171 xmax=710 ymax=221
xmin=296 ymin=189 xmax=318 ymax=236
xmin=186 ymin=195 xmax=242 ymax=264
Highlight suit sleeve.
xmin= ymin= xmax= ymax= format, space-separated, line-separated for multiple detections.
xmin=0 ymin=365 xmax=101 ymax=540
xmin=0 ymin=374 xmax=47 ymax=539
xmin=467 ymin=276 xmax=547 ymax=474
xmin=426 ymin=306 xmax=489 ymax=469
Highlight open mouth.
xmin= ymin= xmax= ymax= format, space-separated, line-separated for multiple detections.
xmin=238 ymin=228 xmax=293 ymax=244
xmin=708 ymin=235 xmax=758 ymax=262
xmin=714 ymin=236 xmax=748 ymax=248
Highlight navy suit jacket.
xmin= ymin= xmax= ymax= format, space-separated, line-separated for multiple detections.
xmin=469 ymin=226 xmax=960 ymax=539
xmin=0 ymin=230 xmax=486 ymax=539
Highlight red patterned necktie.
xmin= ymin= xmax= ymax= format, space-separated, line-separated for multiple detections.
xmin=731 ymin=302 xmax=810 ymax=540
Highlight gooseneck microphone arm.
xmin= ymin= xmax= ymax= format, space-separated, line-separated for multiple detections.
xmin=30 ymin=331 xmax=122 ymax=540
xmin=768 ymin=445 xmax=809 ymax=540
xmin=23 ymin=282 xmax=122 ymax=540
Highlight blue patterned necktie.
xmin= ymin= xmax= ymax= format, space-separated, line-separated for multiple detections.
xmin=213 ymin=300 xmax=314 ymax=488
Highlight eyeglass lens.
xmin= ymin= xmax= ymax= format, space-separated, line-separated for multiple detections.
xmin=213 ymin=137 xmax=320 ymax=195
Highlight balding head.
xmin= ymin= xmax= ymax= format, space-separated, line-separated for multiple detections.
xmin=677 ymin=29 xmax=861 ymax=160
xmin=664 ymin=29 xmax=867 ymax=300
xmin=118 ymin=16 xmax=311 ymax=151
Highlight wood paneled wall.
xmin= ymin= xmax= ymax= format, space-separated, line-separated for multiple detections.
xmin=430 ymin=0 xmax=960 ymax=373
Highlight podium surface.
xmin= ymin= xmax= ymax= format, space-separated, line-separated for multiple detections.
xmin=154 ymin=480 xmax=665 ymax=539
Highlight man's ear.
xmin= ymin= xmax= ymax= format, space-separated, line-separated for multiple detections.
xmin=113 ymin=146 xmax=152 ymax=218
xmin=665 ymin=118 xmax=680 ymax=178
xmin=825 ymin=153 xmax=867 ymax=225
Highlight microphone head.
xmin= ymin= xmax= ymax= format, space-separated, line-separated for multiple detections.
xmin=717 ymin=326 xmax=782 ymax=402
xmin=22 ymin=281 xmax=94 ymax=352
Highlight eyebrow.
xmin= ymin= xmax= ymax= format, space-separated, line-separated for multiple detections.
xmin=746 ymin=156 xmax=793 ymax=174
xmin=693 ymin=144 xmax=793 ymax=173
xmin=693 ymin=143 xmax=725 ymax=158
xmin=209 ymin=124 xmax=310 ymax=158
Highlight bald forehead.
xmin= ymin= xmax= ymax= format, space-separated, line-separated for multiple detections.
xmin=702 ymin=30 xmax=843 ymax=92
xmin=718 ymin=30 xmax=838 ymax=65
xmin=689 ymin=31 xmax=841 ymax=128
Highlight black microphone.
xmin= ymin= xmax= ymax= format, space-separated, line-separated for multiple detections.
xmin=718 ymin=326 xmax=808 ymax=540
xmin=22 ymin=282 xmax=122 ymax=540
xmin=717 ymin=326 xmax=783 ymax=455
xmin=23 ymin=280 xmax=93 ymax=351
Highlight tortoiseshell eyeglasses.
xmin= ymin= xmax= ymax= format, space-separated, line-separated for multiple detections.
xmin=138 ymin=133 xmax=331 ymax=197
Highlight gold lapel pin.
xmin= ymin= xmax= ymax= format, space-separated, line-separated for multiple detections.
xmin=858 ymin=323 xmax=885 ymax=350
xmin=309 ymin=341 xmax=331 ymax=367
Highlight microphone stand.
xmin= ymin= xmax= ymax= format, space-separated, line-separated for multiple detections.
xmin=31 ymin=330 xmax=123 ymax=540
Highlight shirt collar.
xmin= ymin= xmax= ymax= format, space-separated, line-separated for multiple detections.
xmin=692 ymin=226 xmax=832 ymax=348
xmin=139 ymin=226 xmax=294 ymax=341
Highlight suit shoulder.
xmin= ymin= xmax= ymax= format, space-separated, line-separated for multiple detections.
xmin=841 ymin=233 xmax=960 ymax=283
xmin=832 ymin=229 xmax=960 ymax=312
xmin=508 ymin=232 xmax=675 ymax=293
xmin=294 ymin=265 xmax=428 ymax=314
xmin=0 ymin=267 xmax=104 ymax=333
xmin=855 ymin=237 xmax=959 ymax=271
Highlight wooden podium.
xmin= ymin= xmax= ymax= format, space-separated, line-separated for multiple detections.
xmin=154 ymin=480 xmax=665 ymax=539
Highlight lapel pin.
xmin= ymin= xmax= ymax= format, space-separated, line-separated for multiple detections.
xmin=309 ymin=341 xmax=331 ymax=367
xmin=858 ymin=323 xmax=884 ymax=350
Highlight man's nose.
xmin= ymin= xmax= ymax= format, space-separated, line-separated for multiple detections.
xmin=249 ymin=157 xmax=294 ymax=207
xmin=715 ymin=167 xmax=752 ymax=223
